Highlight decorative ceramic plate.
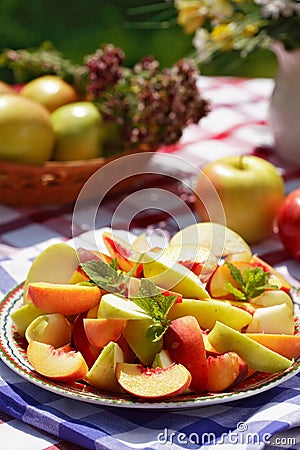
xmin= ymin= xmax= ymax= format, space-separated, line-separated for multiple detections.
xmin=1 ymin=283 xmax=300 ymax=410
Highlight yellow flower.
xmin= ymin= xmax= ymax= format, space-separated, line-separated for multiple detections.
xmin=211 ymin=23 xmax=236 ymax=50
xmin=244 ymin=23 xmax=259 ymax=37
xmin=176 ymin=1 xmax=207 ymax=34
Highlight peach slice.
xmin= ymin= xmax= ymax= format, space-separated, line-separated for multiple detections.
xmin=83 ymin=318 xmax=127 ymax=349
xmin=28 ymin=282 xmax=101 ymax=315
xmin=206 ymin=352 xmax=248 ymax=392
xmin=208 ymin=261 xmax=254 ymax=299
xmin=23 ymin=243 xmax=79 ymax=303
xmin=102 ymin=231 xmax=143 ymax=276
xmin=27 ymin=341 xmax=88 ymax=382
xmin=72 ymin=313 xmax=101 ymax=368
xmin=245 ymin=333 xmax=300 ymax=360
xmin=250 ymin=255 xmax=291 ymax=292
xmin=115 ymin=362 xmax=191 ymax=400
xmin=164 ymin=315 xmax=207 ymax=392
xmin=76 ymin=247 xmax=112 ymax=264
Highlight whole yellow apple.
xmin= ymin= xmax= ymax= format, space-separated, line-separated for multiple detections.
xmin=21 ymin=75 xmax=79 ymax=112
xmin=51 ymin=101 xmax=104 ymax=161
xmin=0 ymin=94 xmax=55 ymax=163
xmin=195 ymin=155 xmax=285 ymax=244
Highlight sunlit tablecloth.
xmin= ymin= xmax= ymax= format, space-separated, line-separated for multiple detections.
xmin=1 ymin=76 xmax=300 ymax=449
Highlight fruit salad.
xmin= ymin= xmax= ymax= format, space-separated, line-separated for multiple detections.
xmin=10 ymin=223 xmax=300 ymax=401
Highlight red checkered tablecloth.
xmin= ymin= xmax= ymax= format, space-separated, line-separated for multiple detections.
xmin=1 ymin=76 xmax=300 ymax=450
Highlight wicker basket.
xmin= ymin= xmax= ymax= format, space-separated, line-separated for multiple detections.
xmin=0 ymin=149 xmax=146 ymax=207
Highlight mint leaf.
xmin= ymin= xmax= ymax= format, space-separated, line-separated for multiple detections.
xmin=146 ymin=323 xmax=170 ymax=342
xmin=80 ymin=260 xmax=129 ymax=295
xmin=225 ymin=261 xmax=279 ymax=301
xmin=225 ymin=282 xmax=247 ymax=301
xmin=131 ymin=278 xmax=177 ymax=341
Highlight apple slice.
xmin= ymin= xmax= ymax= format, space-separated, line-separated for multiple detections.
xmin=170 ymin=222 xmax=252 ymax=262
xmin=23 ymin=243 xmax=79 ymax=303
xmin=164 ymin=315 xmax=207 ymax=392
xmin=98 ymin=293 xmax=151 ymax=320
xmin=85 ymin=341 xmax=125 ymax=392
xmin=250 ymin=289 xmax=294 ymax=312
xmin=143 ymin=251 xmax=209 ymax=299
xmin=115 ymin=362 xmax=191 ymax=400
xmin=208 ymin=321 xmax=293 ymax=372
xmin=10 ymin=302 xmax=46 ymax=338
xmin=163 ymin=244 xmax=218 ymax=281
xmin=152 ymin=349 xmax=173 ymax=369
xmin=25 ymin=313 xmax=72 ymax=348
xmin=167 ymin=298 xmax=252 ymax=331
xmin=83 ymin=318 xmax=127 ymax=348
xmin=27 ymin=341 xmax=88 ymax=382
xmin=206 ymin=352 xmax=248 ymax=392
xmin=122 ymin=319 xmax=163 ymax=365
xmin=246 ymin=303 xmax=295 ymax=335
xmin=28 ymin=282 xmax=101 ymax=315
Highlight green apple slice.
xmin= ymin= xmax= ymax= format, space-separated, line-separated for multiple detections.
xmin=246 ymin=303 xmax=295 ymax=335
xmin=10 ymin=302 xmax=46 ymax=337
xmin=98 ymin=293 xmax=151 ymax=320
xmin=153 ymin=349 xmax=173 ymax=369
xmin=24 ymin=243 xmax=79 ymax=303
xmin=170 ymin=222 xmax=252 ymax=262
xmin=167 ymin=298 xmax=252 ymax=331
xmin=122 ymin=319 xmax=163 ymax=365
xmin=208 ymin=321 xmax=293 ymax=372
xmin=142 ymin=252 xmax=209 ymax=299
xmin=85 ymin=341 xmax=124 ymax=392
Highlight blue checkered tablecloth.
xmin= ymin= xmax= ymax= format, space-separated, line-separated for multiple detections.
xmin=1 ymin=76 xmax=300 ymax=449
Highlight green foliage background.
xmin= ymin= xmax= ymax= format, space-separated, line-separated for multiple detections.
xmin=0 ymin=0 xmax=277 ymax=79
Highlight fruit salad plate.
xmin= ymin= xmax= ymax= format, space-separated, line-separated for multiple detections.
xmin=1 ymin=283 xmax=300 ymax=410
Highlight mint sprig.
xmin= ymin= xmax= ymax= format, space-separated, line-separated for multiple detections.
xmin=225 ymin=261 xmax=279 ymax=301
xmin=80 ymin=259 xmax=129 ymax=295
xmin=80 ymin=260 xmax=176 ymax=342
xmin=131 ymin=278 xmax=177 ymax=342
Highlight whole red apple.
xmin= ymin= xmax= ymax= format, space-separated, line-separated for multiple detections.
xmin=277 ymin=187 xmax=300 ymax=261
xmin=195 ymin=155 xmax=285 ymax=244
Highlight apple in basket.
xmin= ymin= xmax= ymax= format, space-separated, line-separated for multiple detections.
xmin=0 ymin=94 xmax=55 ymax=164
xmin=20 ymin=75 xmax=79 ymax=112
xmin=195 ymin=155 xmax=285 ymax=244
xmin=50 ymin=101 xmax=105 ymax=161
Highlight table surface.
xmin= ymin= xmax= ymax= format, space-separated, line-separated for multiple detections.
xmin=1 ymin=76 xmax=300 ymax=450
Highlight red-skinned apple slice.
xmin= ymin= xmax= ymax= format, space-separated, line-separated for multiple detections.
xmin=115 ymin=362 xmax=191 ymax=400
xmin=164 ymin=315 xmax=208 ymax=392
xmin=28 ymin=282 xmax=101 ymax=315
xmin=27 ymin=341 xmax=88 ymax=382
xmin=83 ymin=318 xmax=127 ymax=348
xmin=206 ymin=352 xmax=248 ymax=392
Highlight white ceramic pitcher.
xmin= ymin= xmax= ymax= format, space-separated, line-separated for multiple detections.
xmin=268 ymin=41 xmax=300 ymax=166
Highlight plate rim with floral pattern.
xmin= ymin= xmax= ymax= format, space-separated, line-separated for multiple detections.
xmin=1 ymin=282 xmax=300 ymax=410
